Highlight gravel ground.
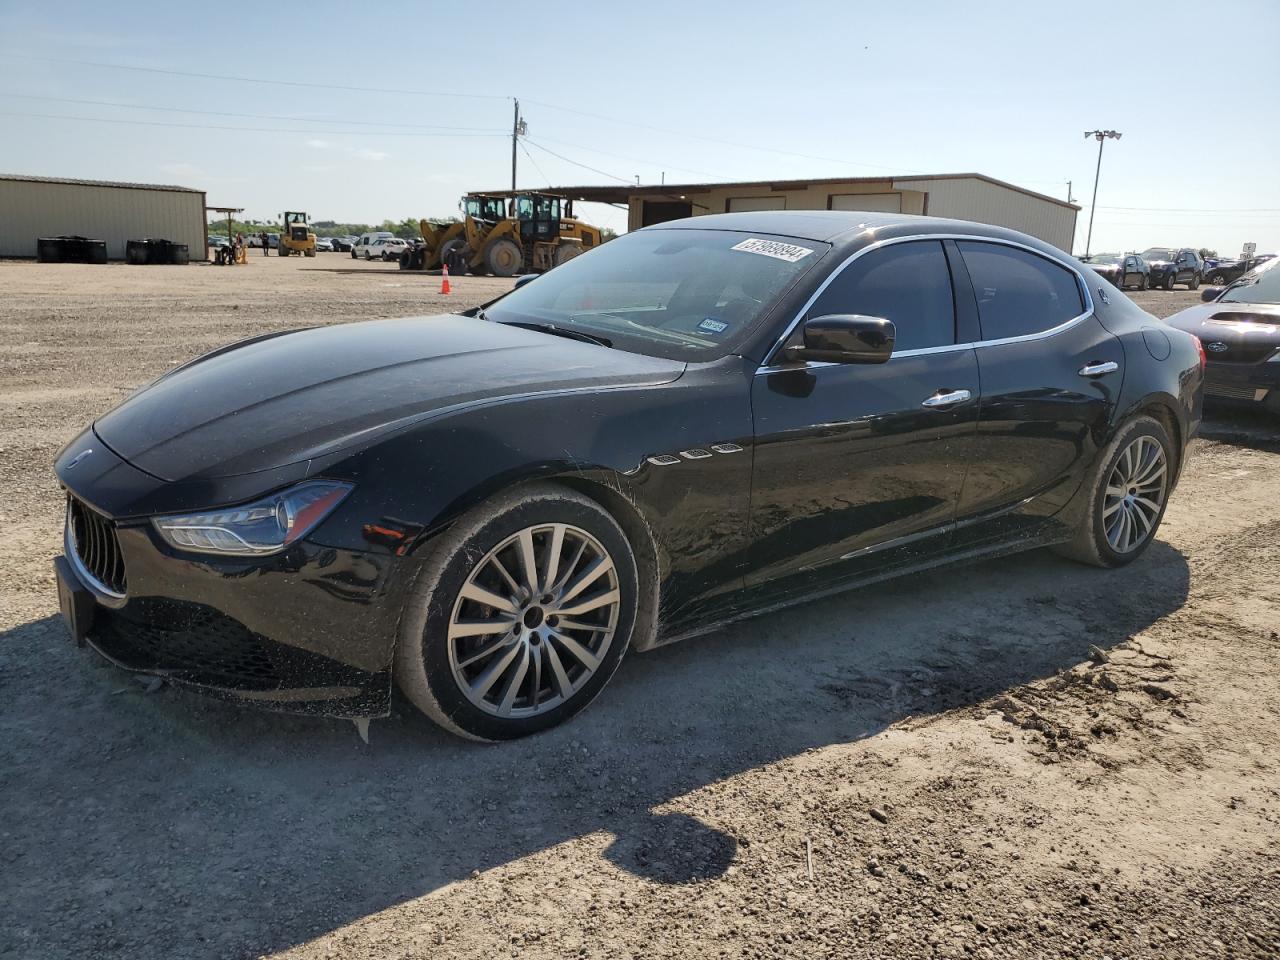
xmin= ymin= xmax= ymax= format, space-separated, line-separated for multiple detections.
xmin=2 ymin=257 xmax=1278 ymax=959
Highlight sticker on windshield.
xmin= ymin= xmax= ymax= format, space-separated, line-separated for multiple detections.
xmin=730 ymin=238 xmax=814 ymax=263
xmin=698 ymin=317 xmax=729 ymax=334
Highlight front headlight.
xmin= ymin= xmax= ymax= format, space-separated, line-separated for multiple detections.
xmin=152 ymin=480 xmax=353 ymax=556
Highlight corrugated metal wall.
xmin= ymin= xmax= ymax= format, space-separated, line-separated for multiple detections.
xmin=0 ymin=180 xmax=206 ymax=260
xmin=895 ymin=177 xmax=1077 ymax=251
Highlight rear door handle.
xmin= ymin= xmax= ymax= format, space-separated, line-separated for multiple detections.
xmin=921 ymin=388 xmax=972 ymax=408
xmin=1078 ymin=361 xmax=1119 ymax=378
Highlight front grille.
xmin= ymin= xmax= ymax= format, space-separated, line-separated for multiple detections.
xmin=68 ymin=496 xmax=127 ymax=595
xmin=291 ymin=227 xmax=307 ymax=241
xmin=1204 ymin=374 xmax=1268 ymax=402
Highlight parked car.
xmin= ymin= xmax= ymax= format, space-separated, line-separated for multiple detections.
xmin=207 ymin=236 xmax=229 ymax=249
xmin=1164 ymin=256 xmax=1280 ymax=414
xmin=52 ymin=212 xmax=1205 ymax=740
xmin=329 ymin=236 xmax=354 ymax=252
xmin=352 ymin=232 xmax=396 ymax=260
xmin=378 ymin=238 xmax=410 ymax=261
xmin=1140 ymin=247 xmax=1203 ymax=290
xmin=314 ymin=237 xmax=334 ymax=252
xmin=1085 ymin=252 xmax=1149 ymax=290
xmin=1204 ymin=254 xmax=1274 ymax=286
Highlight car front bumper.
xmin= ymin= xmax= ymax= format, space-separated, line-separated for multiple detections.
xmin=55 ymin=493 xmax=410 ymax=719
xmin=1202 ymin=360 xmax=1280 ymax=405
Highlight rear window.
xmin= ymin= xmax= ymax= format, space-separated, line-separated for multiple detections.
xmin=957 ymin=241 xmax=1085 ymax=341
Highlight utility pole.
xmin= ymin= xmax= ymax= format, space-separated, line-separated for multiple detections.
xmin=1083 ymin=130 xmax=1121 ymax=258
xmin=511 ymin=99 xmax=520 ymax=191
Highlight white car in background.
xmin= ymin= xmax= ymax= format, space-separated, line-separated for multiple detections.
xmin=352 ymin=232 xmax=396 ymax=260
xmin=375 ymin=238 xmax=409 ymax=262
xmin=314 ymin=237 xmax=335 ymax=252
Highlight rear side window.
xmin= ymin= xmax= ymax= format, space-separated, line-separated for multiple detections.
xmin=957 ymin=241 xmax=1084 ymax=341
xmin=808 ymin=240 xmax=955 ymax=351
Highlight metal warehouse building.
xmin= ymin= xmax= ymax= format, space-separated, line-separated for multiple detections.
xmin=538 ymin=173 xmax=1079 ymax=251
xmin=0 ymin=174 xmax=207 ymax=261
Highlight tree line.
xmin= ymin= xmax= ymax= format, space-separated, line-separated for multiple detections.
xmin=207 ymin=217 xmax=455 ymax=240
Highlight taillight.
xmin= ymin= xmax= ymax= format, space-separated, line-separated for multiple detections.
xmin=1193 ymin=336 xmax=1207 ymax=370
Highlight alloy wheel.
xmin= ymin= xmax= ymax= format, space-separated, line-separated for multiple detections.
xmin=1102 ymin=436 xmax=1167 ymax=553
xmin=447 ymin=523 xmax=621 ymax=718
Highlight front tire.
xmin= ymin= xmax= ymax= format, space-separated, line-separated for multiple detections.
xmin=1164 ymin=272 xmax=1176 ymax=290
xmin=1189 ymin=272 xmax=1200 ymax=290
xmin=484 ymin=238 xmax=522 ymax=278
xmin=1053 ymin=416 xmax=1173 ymax=568
xmin=395 ymin=483 xmax=638 ymax=741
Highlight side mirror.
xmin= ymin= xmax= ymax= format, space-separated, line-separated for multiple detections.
xmin=1201 ymin=286 xmax=1223 ymax=302
xmin=513 ymin=274 xmax=538 ymax=290
xmin=784 ymin=314 xmax=895 ymax=365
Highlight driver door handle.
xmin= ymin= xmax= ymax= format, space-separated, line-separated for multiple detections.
xmin=1078 ymin=361 xmax=1119 ymax=378
xmin=920 ymin=388 xmax=972 ymax=409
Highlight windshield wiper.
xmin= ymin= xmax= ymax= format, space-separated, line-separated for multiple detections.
xmin=500 ymin=320 xmax=612 ymax=348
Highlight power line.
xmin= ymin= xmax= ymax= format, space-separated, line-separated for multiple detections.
xmin=517 ymin=140 xmax=552 ymax=187
xmin=522 ymin=139 xmax=633 ymax=184
xmin=0 ymin=110 xmax=507 ymax=137
xmin=0 ymin=53 xmax=512 ymax=100
xmin=0 ymin=92 xmax=503 ymax=132
xmin=522 ymin=97 xmax=931 ymax=175
xmin=532 ymin=134 xmax=727 ymax=180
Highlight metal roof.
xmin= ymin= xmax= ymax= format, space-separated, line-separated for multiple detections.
xmin=0 ymin=173 xmax=203 ymax=194
xmin=478 ymin=172 xmax=1079 ymax=211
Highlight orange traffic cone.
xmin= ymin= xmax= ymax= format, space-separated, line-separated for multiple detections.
xmin=440 ymin=263 xmax=451 ymax=295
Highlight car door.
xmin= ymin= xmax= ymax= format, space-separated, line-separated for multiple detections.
xmin=948 ymin=239 xmax=1124 ymax=547
xmin=1175 ymin=251 xmax=1194 ymax=285
xmin=1124 ymin=256 xmax=1139 ymax=287
xmin=747 ymin=239 xmax=981 ymax=597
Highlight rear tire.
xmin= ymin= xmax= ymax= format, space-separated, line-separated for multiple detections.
xmin=1053 ymin=415 xmax=1174 ymax=568
xmin=395 ymin=483 xmax=638 ymax=741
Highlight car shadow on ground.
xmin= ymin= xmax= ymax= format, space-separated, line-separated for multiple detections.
xmin=1 ymin=542 xmax=1190 ymax=958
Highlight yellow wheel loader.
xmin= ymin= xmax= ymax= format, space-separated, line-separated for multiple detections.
xmin=398 ymin=195 xmax=505 ymax=272
xmin=278 ymin=211 xmax=317 ymax=257
xmin=400 ymin=193 xmax=602 ymax=277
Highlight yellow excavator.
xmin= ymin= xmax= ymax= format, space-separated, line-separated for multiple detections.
xmin=400 ymin=192 xmax=601 ymax=276
xmin=278 ymin=211 xmax=316 ymax=257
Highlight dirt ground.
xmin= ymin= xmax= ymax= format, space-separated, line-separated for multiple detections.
xmin=1 ymin=256 xmax=1278 ymax=960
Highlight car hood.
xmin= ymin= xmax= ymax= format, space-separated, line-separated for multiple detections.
xmin=1088 ymin=262 xmax=1120 ymax=271
xmin=1164 ymin=300 xmax=1280 ymax=341
xmin=1146 ymin=259 xmax=1172 ymax=268
xmin=94 ymin=315 xmax=686 ymax=482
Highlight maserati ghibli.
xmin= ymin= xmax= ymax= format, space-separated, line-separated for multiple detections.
xmin=54 ymin=212 xmax=1205 ymax=740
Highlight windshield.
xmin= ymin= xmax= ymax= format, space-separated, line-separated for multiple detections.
xmin=1141 ymin=248 xmax=1176 ymax=262
xmin=485 ymin=229 xmax=828 ymax=361
xmin=1221 ymin=258 xmax=1280 ymax=304
xmin=1089 ymin=254 xmax=1122 ymax=265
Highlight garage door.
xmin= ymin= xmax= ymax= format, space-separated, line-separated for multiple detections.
xmin=727 ymin=196 xmax=786 ymax=212
xmin=829 ymin=193 xmax=901 ymax=213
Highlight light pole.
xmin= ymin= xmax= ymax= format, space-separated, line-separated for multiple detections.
xmin=1083 ymin=129 xmax=1121 ymax=257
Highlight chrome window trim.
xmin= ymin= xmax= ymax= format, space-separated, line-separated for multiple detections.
xmin=755 ymin=233 xmax=1095 ymax=375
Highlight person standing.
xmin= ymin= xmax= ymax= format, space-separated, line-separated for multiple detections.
xmin=260 ymin=231 xmax=269 ymax=256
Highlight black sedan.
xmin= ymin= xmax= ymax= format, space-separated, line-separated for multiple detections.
xmin=53 ymin=212 xmax=1205 ymax=740
xmin=1165 ymin=257 xmax=1280 ymax=414
xmin=1204 ymin=254 xmax=1273 ymax=287
xmin=1085 ymin=252 xmax=1149 ymax=290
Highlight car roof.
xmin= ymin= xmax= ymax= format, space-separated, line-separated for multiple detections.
xmin=643 ymin=210 xmax=1065 ymax=256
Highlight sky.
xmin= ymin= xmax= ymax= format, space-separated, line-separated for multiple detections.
xmin=1 ymin=0 xmax=1278 ymax=256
